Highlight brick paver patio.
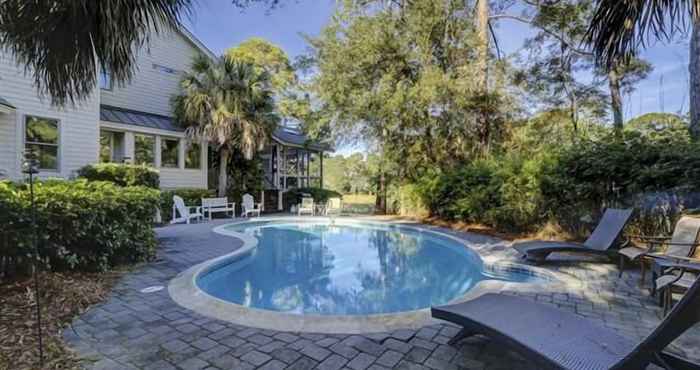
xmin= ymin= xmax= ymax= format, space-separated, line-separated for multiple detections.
xmin=63 ymin=218 xmax=700 ymax=369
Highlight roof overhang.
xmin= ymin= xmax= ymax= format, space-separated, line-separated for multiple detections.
xmin=272 ymin=128 xmax=334 ymax=152
xmin=0 ymin=96 xmax=16 ymax=114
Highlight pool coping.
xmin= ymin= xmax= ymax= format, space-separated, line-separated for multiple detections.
xmin=168 ymin=216 xmax=568 ymax=334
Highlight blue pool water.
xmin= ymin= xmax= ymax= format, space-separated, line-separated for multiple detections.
xmin=197 ymin=221 xmax=540 ymax=315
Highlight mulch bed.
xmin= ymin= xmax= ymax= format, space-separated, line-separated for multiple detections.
xmin=0 ymin=271 xmax=124 ymax=370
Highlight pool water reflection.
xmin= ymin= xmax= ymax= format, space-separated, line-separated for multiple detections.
xmin=197 ymin=221 xmax=538 ymax=315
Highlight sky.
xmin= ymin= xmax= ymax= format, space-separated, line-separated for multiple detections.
xmin=185 ymin=0 xmax=691 ymax=154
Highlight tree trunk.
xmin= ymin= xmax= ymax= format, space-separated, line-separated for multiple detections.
xmin=690 ymin=18 xmax=700 ymax=140
xmin=472 ymin=1 xmax=492 ymax=153
xmin=375 ymin=168 xmax=387 ymax=215
xmin=475 ymin=0 xmax=489 ymax=91
xmin=217 ymin=148 xmax=229 ymax=197
xmin=608 ymin=66 xmax=624 ymax=133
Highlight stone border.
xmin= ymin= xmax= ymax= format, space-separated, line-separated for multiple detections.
xmin=169 ymin=217 xmax=564 ymax=334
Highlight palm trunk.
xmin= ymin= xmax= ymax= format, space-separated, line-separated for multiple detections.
xmin=690 ymin=18 xmax=700 ymax=140
xmin=217 ymin=148 xmax=229 ymax=197
xmin=608 ymin=66 xmax=624 ymax=133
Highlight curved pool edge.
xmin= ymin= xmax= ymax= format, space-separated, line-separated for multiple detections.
xmin=168 ymin=216 xmax=566 ymax=334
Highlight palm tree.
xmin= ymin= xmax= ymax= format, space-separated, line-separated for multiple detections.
xmin=586 ymin=1 xmax=700 ymax=138
xmin=173 ymin=54 xmax=279 ymax=197
xmin=0 ymin=1 xmax=194 ymax=106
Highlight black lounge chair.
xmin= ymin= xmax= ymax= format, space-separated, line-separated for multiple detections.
xmin=513 ymin=208 xmax=633 ymax=263
xmin=432 ymin=275 xmax=700 ymax=370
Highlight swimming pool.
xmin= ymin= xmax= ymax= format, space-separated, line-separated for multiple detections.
xmin=196 ymin=220 xmax=541 ymax=316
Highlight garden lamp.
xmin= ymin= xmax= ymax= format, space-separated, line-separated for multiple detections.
xmin=22 ymin=150 xmax=43 ymax=367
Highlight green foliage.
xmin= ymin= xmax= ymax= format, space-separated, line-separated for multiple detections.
xmin=0 ymin=180 xmax=160 ymax=276
xmin=227 ymin=38 xmax=296 ymax=94
xmin=411 ymin=123 xmax=700 ymax=234
xmin=77 ymin=163 xmax=160 ymax=189
xmin=282 ymin=187 xmax=342 ymax=211
xmin=625 ymin=113 xmax=690 ymax=141
xmin=159 ymin=188 xmax=215 ymax=223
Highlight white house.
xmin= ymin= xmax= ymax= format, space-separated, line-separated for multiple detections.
xmin=0 ymin=26 xmax=330 ymax=202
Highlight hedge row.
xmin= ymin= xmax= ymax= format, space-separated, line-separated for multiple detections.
xmin=77 ymin=163 xmax=160 ymax=189
xmin=0 ymin=180 xmax=160 ymax=276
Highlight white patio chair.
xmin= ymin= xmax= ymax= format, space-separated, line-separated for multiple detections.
xmin=298 ymin=197 xmax=315 ymax=216
xmin=325 ymin=197 xmax=343 ymax=216
xmin=241 ymin=193 xmax=262 ymax=218
xmin=171 ymin=195 xmax=204 ymax=224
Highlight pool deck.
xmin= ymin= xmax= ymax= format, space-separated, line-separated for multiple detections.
xmin=64 ymin=216 xmax=700 ymax=370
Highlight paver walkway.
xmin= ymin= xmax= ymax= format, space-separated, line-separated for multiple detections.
xmin=64 ymin=217 xmax=700 ymax=370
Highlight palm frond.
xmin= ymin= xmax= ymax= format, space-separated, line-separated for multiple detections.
xmin=585 ymin=0 xmax=699 ymax=68
xmin=0 ymin=0 xmax=193 ymax=105
xmin=173 ymin=56 xmax=280 ymax=157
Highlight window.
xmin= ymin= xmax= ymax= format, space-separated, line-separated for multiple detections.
xmin=99 ymin=68 xmax=112 ymax=90
xmin=161 ymin=138 xmax=179 ymax=168
xmin=185 ymin=142 xmax=201 ymax=169
xmin=25 ymin=116 xmax=59 ymax=170
xmin=134 ymin=134 xmax=155 ymax=165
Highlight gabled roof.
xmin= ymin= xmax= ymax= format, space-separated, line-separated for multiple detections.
xmin=100 ymin=105 xmax=183 ymax=132
xmin=272 ymin=127 xmax=333 ymax=152
xmin=177 ymin=26 xmax=218 ymax=61
xmin=0 ymin=95 xmax=15 ymax=110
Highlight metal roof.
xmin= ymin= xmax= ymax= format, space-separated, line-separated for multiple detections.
xmin=101 ymin=105 xmax=331 ymax=151
xmin=0 ymin=95 xmax=15 ymax=109
xmin=272 ymin=127 xmax=332 ymax=152
xmin=100 ymin=105 xmax=183 ymax=132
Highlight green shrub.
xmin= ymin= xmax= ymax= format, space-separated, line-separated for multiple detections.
xmin=0 ymin=180 xmax=160 ymax=276
xmin=388 ymin=183 xmax=429 ymax=218
xmin=412 ymin=127 xmax=700 ymax=235
xmin=160 ymin=188 xmax=216 ymax=222
xmin=77 ymin=163 xmax=160 ymax=189
xmin=283 ymin=187 xmax=342 ymax=211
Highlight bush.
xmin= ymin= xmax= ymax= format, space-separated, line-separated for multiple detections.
xmin=283 ymin=187 xmax=342 ymax=211
xmin=0 ymin=180 xmax=160 ymax=276
xmin=77 ymin=163 xmax=160 ymax=189
xmin=160 ymin=188 xmax=216 ymax=222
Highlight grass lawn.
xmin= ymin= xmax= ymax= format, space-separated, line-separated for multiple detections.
xmin=342 ymin=193 xmax=376 ymax=214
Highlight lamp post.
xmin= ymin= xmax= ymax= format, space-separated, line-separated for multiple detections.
xmin=22 ymin=150 xmax=43 ymax=367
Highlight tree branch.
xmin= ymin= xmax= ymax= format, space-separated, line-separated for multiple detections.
xmin=489 ymin=13 xmax=593 ymax=56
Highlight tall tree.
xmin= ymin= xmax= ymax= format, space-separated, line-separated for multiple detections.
xmin=602 ymin=58 xmax=652 ymax=131
xmin=226 ymin=38 xmax=296 ymax=95
xmin=586 ymin=0 xmax=700 ymax=138
xmin=173 ymin=55 xmax=279 ymax=196
xmin=0 ymin=0 xmax=193 ymax=105
xmin=307 ymin=0 xmax=493 ymax=211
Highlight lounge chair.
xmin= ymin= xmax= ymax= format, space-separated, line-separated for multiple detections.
xmin=618 ymin=216 xmax=700 ymax=283
xmin=171 ymin=195 xmax=203 ymax=224
xmin=513 ymin=208 xmax=633 ymax=263
xmin=656 ymin=262 xmax=700 ymax=315
xmin=432 ymin=275 xmax=700 ymax=370
xmin=241 ymin=193 xmax=261 ymax=218
xmin=298 ymin=197 xmax=314 ymax=216
xmin=325 ymin=197 xmax=343 ymax=216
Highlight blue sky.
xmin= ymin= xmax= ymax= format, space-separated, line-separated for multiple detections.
xmin=185 ymin=1 xmax=690 ymax=153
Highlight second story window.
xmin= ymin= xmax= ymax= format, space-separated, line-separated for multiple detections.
xmin=99 ymin=68 xmax=112 ymax=90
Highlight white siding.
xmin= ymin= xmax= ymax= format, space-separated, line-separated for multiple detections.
xmin=100 ymin=29 xmax=201 ymax=117
xmin=0 ymin=52 xmax=100 ymax=181
xmin=160 ymin=168 xmax=207 ymax=189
